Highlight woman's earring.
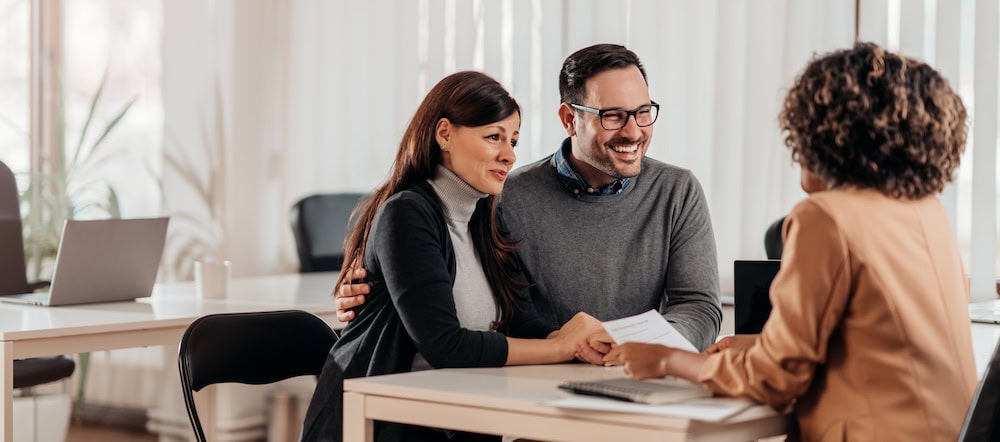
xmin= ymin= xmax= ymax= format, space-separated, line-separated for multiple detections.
xmin=441 ymin=145 xmax=449 ymax=152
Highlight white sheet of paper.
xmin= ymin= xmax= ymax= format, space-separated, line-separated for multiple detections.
xmin=544 ymin=396 xmax=758 ymax=422
xmin=602 ymin=309 xmax=699 ymax=352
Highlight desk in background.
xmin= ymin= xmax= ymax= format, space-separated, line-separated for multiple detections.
xmin=0 ymin=271 xmax=342 ymax=442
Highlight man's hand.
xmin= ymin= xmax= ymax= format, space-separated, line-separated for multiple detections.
xmin=334 ymin=267 xmax=370 ymax=322
xmin=575 ymin=329 xmax=613 ymax=365
xmin=704 ymin=334 xmax=759 ymax=354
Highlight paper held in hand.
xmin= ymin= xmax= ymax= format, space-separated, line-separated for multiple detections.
xmin=601 ymin=309 xmax=699 ymax=352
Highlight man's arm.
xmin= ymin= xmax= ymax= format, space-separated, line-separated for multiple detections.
xmin=662 ymin=174 xmax=722 ymax=351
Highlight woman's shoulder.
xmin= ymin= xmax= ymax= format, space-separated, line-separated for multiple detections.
xmin=372 ymin=183 xmax=446 ymax=233
xmin=381 ymin=183 xmax=441 ymax=214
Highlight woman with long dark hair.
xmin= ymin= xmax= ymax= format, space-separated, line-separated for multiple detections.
xmin=301 ymin=71 xmax=602 ymax=442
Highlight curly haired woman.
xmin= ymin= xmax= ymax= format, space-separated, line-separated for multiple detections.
xmin=604 ymin=42 xmax=976 ymax=441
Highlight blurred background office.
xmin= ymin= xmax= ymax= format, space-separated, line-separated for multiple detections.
xmin=1 ymin=0 xmax=998 ymax=440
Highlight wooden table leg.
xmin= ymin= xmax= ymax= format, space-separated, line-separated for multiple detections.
xmin=1 ymin=342 xmax=12 ymax=442
xmin=342 ymin=392 xmax=372 ymax=442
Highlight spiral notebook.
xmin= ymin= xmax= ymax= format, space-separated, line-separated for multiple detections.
xmin=558 ymin=377 xmax=711 ymax=405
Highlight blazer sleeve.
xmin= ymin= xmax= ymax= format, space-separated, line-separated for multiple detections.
xmin=371 ymin=194 xmax=509 ymax=369
xmin=698 ymin=199 xmax=852 ymax=410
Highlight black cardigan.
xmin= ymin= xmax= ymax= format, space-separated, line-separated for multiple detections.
xmin=300 ymin=181 xmax=556 ymax=442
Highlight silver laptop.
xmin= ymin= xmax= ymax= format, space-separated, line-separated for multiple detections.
xmin=0 ymin=217 xmax=169 ymax=306
xmin=970 ymin=300 xmax=1000 ymax=325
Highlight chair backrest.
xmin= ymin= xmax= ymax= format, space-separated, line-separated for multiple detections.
xmin=0 ymin=160 xmax=31 ymax=295
xmin=177 ymin=310 xmax=338 ymax=441
xmin=960 ymin=338 xmax=1000 ymax=440
xmin=289 ymin=193 xmax=367 ymax=272
xmin=763 ymin=216 xmax=785 ymax=260
xmin=1 ymin=161 xmax=75 ymax=388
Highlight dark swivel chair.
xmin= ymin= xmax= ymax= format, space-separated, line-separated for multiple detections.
xmin=959 ymin=338 xmax=1000 ymax=441
xmin=177 ymin=310 xmax=338 ymax=442
xmin=764 ymin=216 xmax=785 ymax=260
xmin=290 ymin=193 xmax=367 ymax=272
xmin=0 ymin=160 xmax=75 ymax=393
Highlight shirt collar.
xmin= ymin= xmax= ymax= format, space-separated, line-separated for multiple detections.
xmin=551 ymin=137 xmax=631 ymax=197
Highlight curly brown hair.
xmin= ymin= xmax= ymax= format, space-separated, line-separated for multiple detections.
xmin=778 ymin=42 xmax=967 ymax=199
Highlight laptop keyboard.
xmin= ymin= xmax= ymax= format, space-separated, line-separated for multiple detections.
xmin=969 ymin=300 xmax=1000 ymax=324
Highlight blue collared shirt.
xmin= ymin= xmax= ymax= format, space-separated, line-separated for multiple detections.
xmin=550 ymin=138 xmax=632 ymax=196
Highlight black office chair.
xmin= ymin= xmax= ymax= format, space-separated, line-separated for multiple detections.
xmin=177 ymin=310 xmax=338 ymax=441
xmin=959 ymin=338 xmax=1000 ymax=441
xmin=0 ymin=160 xmax=76 ymax=393
xmin=763 ymin=216 xmax=785 ymax=260
xmin=290 ymin=193 xmax=367 ymax=272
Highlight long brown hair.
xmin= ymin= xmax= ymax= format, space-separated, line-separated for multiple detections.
xmin=339 ymin=71 xmax=523 ymax=330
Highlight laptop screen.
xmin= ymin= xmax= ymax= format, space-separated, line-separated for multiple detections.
xmin=733 ymin=260 xmax=781 ymax=334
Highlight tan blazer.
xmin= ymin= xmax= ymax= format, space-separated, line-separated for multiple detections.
xmin=700 ymin=188 xmax=976 ymax=441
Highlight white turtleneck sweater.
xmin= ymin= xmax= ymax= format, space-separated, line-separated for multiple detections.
xmin=411 ymin=165 xmax=498 ymax=371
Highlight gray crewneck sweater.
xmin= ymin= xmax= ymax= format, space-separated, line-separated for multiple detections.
xmin=412 ymin=166 xmax=497 ymax=370
xmin=498 ymin=146 xmax=722 ymax=350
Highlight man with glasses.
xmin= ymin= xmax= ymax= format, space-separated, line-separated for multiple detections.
xmin=497 ymin=44 xmax=721 ymax=361
xmin=336 ymin=44 xmax=721 ymax=361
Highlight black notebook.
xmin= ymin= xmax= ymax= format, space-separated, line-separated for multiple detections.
xmin=558 ymin=377 xmax=711 ymax=405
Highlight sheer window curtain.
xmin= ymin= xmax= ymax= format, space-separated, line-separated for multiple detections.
xmin=279 ymin=0 xmax=853 ymax=287
xmin=174 ymin=0 xmax=1000 ymax=299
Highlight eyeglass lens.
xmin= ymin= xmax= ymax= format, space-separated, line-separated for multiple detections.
xmin=601 ymin=105 xmax=658 ymax=130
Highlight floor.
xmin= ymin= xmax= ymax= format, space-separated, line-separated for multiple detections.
xmin=66 ymin=422 xmax=156 ymax=442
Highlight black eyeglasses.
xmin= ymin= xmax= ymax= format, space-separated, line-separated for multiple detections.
xmin=569 ymin=102 xmax=660 ymax=130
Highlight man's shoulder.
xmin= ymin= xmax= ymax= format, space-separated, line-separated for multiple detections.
xmin=639 ymin=156 xmax=696 ymax=184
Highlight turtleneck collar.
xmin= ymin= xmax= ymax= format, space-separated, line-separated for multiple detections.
xmin=427 ymin=165 xmax=488 ymax=229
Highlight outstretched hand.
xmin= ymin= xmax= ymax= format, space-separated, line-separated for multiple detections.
xmin=604 ymin=342 xmax=707 ymax=382
xmin=334 ymin=267 xmax=370 ymax=322
xmin=704 ymin=334 xmax=759 ymax=354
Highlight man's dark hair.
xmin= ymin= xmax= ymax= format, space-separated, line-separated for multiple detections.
xmin=559 ymin=44 xmax=647 ymax=105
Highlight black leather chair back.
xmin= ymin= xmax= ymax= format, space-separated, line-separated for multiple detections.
xmin=764 ymin=216 xmax=785 ymax=260
xmin=177 ymin=310 xmax=338 ymax=441
xmin=960 ymin=338 xmax=1000 ymax=441
xmin=0 ymin=161 xmax=31 ymax=295
xmin=290 ymin=193 xmax=367 ymax=272
xmin=0 ymin=161 xmax=75 ymax=389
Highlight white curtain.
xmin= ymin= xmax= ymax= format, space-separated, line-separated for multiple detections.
xmin=158 ymin=0 xmax=855 ymax=290
xmin=157 ymin=0 xmax=1000 ymax=298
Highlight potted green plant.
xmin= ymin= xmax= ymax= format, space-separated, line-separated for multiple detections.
xmin=20 ymin=70 xmax=135 ymax=417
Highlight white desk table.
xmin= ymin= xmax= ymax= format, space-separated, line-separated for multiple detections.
xmin=344 ymin=321 xmax=1000 ymax=442
xmin=343 ymin=364 xmax=787 ymax=442
xmin=0 ymin=271 xmax=342 ymax=442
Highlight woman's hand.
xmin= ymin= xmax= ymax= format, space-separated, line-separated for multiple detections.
xmin=604 ymin=343 xmax=707 ymax=382
xmin=704 ymin=334 xmax=759 ymax=354
xmin=551 ymin=312 xmax=604 ymax=360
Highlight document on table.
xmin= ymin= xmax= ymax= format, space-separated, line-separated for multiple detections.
xmin=602 ymin=309 xmax=698 ymax=352
xmin=545 ymin=395 xmax=759 ymax=421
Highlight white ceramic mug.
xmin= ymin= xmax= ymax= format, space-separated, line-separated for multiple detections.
xmin=194 ymin=259 xmax=231 ymax=300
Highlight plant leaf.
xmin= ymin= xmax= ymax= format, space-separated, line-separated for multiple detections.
xmin=83 ymin=96 xmax=136 ymax=166
xmin=71 ymin=68 xmax=108 ymax=171
xmin=106 ymin=184 xmax=121 ymax=218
